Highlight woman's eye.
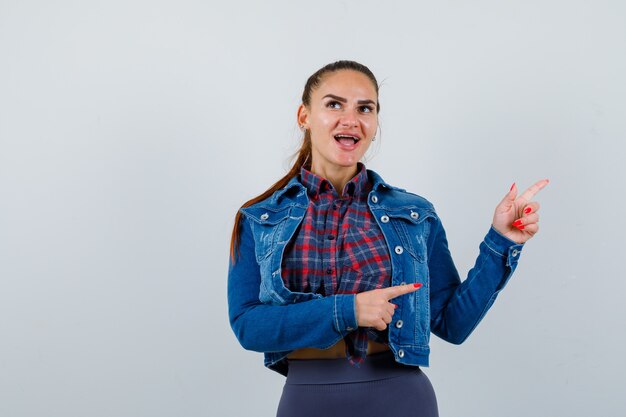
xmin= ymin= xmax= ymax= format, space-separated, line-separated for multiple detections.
xmin=326 ymin=101 xmax=341 ymax=109
xmin=360 ymin=106 xmax=374 ymax=113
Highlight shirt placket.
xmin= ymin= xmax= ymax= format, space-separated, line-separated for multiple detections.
xmin=322 ymin=194 xmax=341 ymax=295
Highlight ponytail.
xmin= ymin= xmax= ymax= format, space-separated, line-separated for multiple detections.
xmin=229 ymin=133 xmax=311 ymax=262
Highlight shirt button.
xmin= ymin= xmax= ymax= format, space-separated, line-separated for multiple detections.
xmin=326 ymin=268 xmax=332 ymax=274
xmin=260 ymin=213 xmax=269 ymax=221
xmin=395 ymin=320 xmax=403 ymax=329
xmin=327 ymin=234 xmax=335 ymax=240
xmin=394 ymin=246 xmax=404 ymax=255
xmin=398 ymin=349 xmax=405 ymax=358
xmin=410 ymin=211 xmax=419 ymax=220
xmin=381 ymin=215 xmax=389 ymax=223
xmin=371 ymin=195 xmax=378 ymax=203
xmin=512 ymin=249 xmax=519 ymax=257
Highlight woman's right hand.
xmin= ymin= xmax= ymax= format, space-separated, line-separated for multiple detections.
xmin=355 ymin=283 xmax=423 ymax=331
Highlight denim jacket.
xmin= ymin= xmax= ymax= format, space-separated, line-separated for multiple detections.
xmin=228 ymin=169 xmax=524 ymax=376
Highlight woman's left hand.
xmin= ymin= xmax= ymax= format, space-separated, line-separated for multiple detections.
xmin=492 ymin=179 xmax=549 ymax=244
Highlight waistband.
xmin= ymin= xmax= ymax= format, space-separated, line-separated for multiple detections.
xmin=285 ymin=350 xmax=420 ymax=385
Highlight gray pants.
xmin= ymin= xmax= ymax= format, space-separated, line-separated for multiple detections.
xmin=276 ymin=351 xmax=439 ymax=417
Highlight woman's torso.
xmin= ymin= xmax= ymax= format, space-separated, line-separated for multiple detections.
xmin=238 ymin=166 xmax=443 ymax=375
xmin=281 ymin=165 xmax=392 ymax=361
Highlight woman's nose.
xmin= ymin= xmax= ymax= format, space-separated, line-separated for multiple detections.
xmin=340 ymin=110 xmax=359 ymax=127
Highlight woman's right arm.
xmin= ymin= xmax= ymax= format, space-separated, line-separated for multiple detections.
xmin=227 ymin=217 xmax=358 ymax=353
xmin=228 ymin=216 xmax=422 ymax=352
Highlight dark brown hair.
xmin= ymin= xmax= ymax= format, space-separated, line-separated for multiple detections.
xmin=229 ymin=60 xmax=380 ymax=261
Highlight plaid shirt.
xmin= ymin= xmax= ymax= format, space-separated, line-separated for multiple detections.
xmin=281 ymin=163 xmax=392 ymax=365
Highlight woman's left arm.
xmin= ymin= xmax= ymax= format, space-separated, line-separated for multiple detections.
xmin=429 ymin=179 xmax=549 ymax=344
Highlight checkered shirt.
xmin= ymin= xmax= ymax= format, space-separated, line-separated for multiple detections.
xmin=281 ymin=163 xmax=392 ymax=365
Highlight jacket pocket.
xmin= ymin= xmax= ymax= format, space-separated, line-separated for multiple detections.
xmin=385 ymin=208 xmax=436 ymax=263
xmin=241 ymin=205 xmax=292 ymax=262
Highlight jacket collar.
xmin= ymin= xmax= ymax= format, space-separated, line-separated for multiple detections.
xmin=270 ymin=166 xmax=405 ymax=205
xmin=367 ymin=169 xmax=406 ymax=192
xmin=272 ymin=175 xmax=306 ymax=203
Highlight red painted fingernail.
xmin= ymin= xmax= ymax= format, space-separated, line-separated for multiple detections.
xmin=413 ymin=283 xmax=422 ymax=288
xmin=512 ymin=219 xmax=523 ymax=227
xmin=524 ymin=207 xmax=532 ymax=214
xmin=393 ymin=304 xmax=398 ymax=308
xmin=510 ymin=182 xmax=516 ymax=191
xmin=516 ymin=224 xmax=525 ymax=230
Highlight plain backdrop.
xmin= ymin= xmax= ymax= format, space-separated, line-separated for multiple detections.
xmin=1 ymin=1 xmax=625 ymax=416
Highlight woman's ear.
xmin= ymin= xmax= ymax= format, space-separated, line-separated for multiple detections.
xmin=297 ymin=104 xmax=308 ymax=129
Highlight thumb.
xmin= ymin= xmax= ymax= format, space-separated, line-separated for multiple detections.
xmin=498 ymin=182 xmax=517 ymax=211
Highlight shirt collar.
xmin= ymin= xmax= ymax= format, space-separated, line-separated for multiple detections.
xmin=300 ymin=163 xmax=370 ymax=198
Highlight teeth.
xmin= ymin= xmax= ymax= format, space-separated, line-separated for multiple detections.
xmin=335 ymin=134 xmax=359 ymax=141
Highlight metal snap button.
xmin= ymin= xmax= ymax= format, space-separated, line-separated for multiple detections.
xmin=394 ymin=246 xmax=404 ymax=255
xmin=381 ymin=215 xmax=389 ymax=223
xmin=410 ymin=211 xmax=419 ymax=220
xmin=371 ymin=195 xmax=378 ymax=203
xmin=398 ymin=349 xmax=405 ymax=358
xmin=395 ymin=320 xmax=403 ymax=329
xmin=260 ymin=213 xmax=269 ymax=221
xmin=512 ymin=249 xmax=519 ymax=257
xmin=346 ymin=326 xmax=354 ymax=331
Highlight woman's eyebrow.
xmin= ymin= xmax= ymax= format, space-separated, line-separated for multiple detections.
xmin=322 ymin=94 xmax=377 ymax=106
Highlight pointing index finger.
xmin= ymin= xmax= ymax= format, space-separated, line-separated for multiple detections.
xmin=518 ymin=179 xmax=549 ymax=202
xmin=383 ymin=283 xmax=422 ymax=300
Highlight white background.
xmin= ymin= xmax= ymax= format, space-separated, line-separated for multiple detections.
xmin=1 ymin=1 xmax=624 ymax=416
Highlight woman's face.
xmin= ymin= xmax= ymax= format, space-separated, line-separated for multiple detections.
xmin=298 ymin=70 xmax=378 ymax=174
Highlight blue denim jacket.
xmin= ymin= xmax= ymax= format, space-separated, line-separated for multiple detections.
xmin=228 ymin=169 xmax=524 ymax=376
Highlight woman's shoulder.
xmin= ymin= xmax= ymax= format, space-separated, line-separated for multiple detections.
xmin=238 ymin=176 xmax=307 ymax=221
xmin=366 ymin=169 xmax=435 ymax=211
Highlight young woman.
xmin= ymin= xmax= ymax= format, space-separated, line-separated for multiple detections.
xmin=228 ymin=60 xmax=548 ymax=417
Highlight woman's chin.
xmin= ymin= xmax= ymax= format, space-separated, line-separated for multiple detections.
xmin=330 ymin=157 xmax=360 ymax=169
xmin=331 ymin=150 xmax=366 ymax=167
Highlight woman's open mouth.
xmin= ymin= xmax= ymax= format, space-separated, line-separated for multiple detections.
xmin=334 ymin=134 xmax=361 ymax=148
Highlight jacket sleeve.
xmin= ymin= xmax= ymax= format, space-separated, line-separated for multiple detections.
xmin=227 ymin=216 xmax=358 ymax=353
xmin=428 ymin=217 xmax=525 ymax=345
